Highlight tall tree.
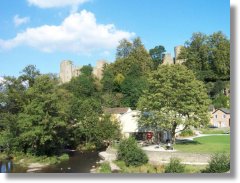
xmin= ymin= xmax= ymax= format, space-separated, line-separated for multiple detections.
xmin=19 ymin=65 xmax=41 ymax=87
xmin=116 ymin=39 xmax=133 ymax=59
xmin=138 ymin=65 xmax=210 ymax=143
xmin=16 ymin=75 xmax=72 ymax=155
xmin=149 ymin=45 xmax=166 ymax=68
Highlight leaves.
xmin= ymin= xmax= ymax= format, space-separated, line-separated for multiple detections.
xmin=138 ymin=64 xmax=211 ymax=142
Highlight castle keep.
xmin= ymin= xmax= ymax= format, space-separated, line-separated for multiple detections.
xmin=60 ymin=60 xmax=107 ymax=83
xmin=162 ymin=45 xmax=185 ymax=65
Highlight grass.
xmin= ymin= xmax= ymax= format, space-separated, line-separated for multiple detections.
xmin=0 ymin=151 xmax=69 ymax=167
xmin=184 ymin=165 xmax=207 ymax=173
xmin=114 ymin=160 xmax=165 ymax=173
xmin=199 ymin=127 xmax=229 ymax=134
xmin=174 ymin=135 xmax=230 ymax=153
xmin=111 ymin=160 xmax=205 ymax=174
xmin=98 ymin=162 xmax=112 ymax=173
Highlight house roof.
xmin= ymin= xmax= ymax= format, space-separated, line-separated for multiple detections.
xmin=103 ymin=107 xmax=130 ymax=114
xmin=208 ymin=105 xmax=215 ymax=112
xmin=213 ymin=108 xmax=230 ymax=114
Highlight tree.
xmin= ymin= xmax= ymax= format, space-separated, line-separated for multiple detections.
xmin=19 ymin=65 xmax=40 ymax=87
xmin=65 ymin=65 xmax=98 ymax=98
xmin=179 ymin=32 xmax=230 ymax=81
xmin=116 ymin=39 xmax=133 ymax=59
xmin=138 ymin=64 xmax=210 ymax=143
xmin=179 ymin=31 xmax=230 ymax=106
xmin=149 ymin=45 xmax=166 ymax=67
xmin=101 ymin=37 xmax=152 ymax=108
xmin=16 ymin=75 xmax=73 ymax=155
xmin=208 ymin=32 xmax=230 ymax=79
xmin=0 ymin=77 xmax=27 ymax=152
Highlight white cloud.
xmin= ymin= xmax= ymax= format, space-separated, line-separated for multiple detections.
xmin=13 ymin=15 xmax=30 ymax=27
xmin=0 ymin=10 xmax=135 ymax=53
xmin=27 ymin=0 xmax=89 ymax=8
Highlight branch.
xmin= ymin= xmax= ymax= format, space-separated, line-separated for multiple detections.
xmin=175 ymin=124 xmax=189 ymax=134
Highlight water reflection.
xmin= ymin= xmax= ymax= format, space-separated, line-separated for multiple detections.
xmin=0 ymin=150 xmax=100 ymax=173
xmin=0 ymin=161 xmax=12 ymax=173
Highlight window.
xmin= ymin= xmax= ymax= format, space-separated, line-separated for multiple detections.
xmin=223 ymin=114 xmax=226 ymax=119
xmin=215 ymin=114 xmax=218 ymax=119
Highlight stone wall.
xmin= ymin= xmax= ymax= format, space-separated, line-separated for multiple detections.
xmin=60 ymin=60 xmax=73 ymax=83
xmin=162 ymin=53 xmax=174 ymax=65
xmin=60 ymin=60 xmax=107 ymax=83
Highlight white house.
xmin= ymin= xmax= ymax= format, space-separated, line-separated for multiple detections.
xmin=119 ymin=110 xmax=140 ymax=138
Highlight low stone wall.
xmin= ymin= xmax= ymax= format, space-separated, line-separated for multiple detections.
xmin=145 ymin=151 xmax=211 ymax=165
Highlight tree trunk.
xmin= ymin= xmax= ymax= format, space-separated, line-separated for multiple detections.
xmin=171 ymin=122 xmax=177 ymax=144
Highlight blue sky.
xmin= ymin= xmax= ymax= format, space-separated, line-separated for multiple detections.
xmin=0 ymin=0 xmax=230 ymax=77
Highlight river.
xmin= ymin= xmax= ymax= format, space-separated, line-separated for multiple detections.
xmin=0 ymin=151 xmax=101 ymax=173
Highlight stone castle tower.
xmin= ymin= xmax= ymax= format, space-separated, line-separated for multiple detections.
xmin=60 ymin=60 xmax=107 ymax=83
xmin=60 ymin=61 xmax=74 ymax=83
xmin=174 ymin=45 xmax=185 ymax=64
xmin=162 ymin=45 xmax=185 ymax=65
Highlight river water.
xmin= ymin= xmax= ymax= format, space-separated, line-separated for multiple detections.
xmin=0 ymin=151 xmax=101 ymax=173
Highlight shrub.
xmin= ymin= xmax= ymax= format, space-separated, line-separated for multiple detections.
xmin=117 ymin=137 xmax=148 ymax=167
xmin=77 ymin=143 xmax=96 ymax=151
xmin=99 ymin=163 xmax=111 ymax=173
xmin=58 ymin=154 xmax=69 ymax=162
xmin=180 ymin=129 xmax=194 ymax=137
xmin=202 ymin=153 xmax=230 ymax=173
xmin=165 ymin=158 xmax=185 ymax=173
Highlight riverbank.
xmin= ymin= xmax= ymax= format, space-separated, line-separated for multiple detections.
xmin=0 ymin=152 xmax=70 ymax=173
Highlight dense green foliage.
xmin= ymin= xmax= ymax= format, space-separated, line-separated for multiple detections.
xmin=117 ymin=138 xmax=148 ymax=166
xmin=164 ymin=158 xmax=185 ymax=173
xmin=202 ymin=153 xmax=230 ymax=173
xmin=101 ymin=37 xmax=152 ymax=108
xmin=138 ymin=64 xmax=210 ymax=143
xmin=0 ymin=65 xmax=120 ymax=158
xmin=179 ymin=32 xmax=230 ymax=108
xmin=149 ymin=45 xmax=166 ymax=68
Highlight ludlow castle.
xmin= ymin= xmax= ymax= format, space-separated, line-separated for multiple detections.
xmin=60 ymin=60 xmax=107 ymax=83
xmin=59 ymin=45 xmax=185 ymax=83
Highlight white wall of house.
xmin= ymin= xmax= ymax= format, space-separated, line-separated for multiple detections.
xmin=119 ymin=110 xmax=140 ymax=138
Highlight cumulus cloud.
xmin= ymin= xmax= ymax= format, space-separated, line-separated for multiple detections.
xmin=13 ymin=15 xmax=30 ymax=27
xmin=0 ymin=10 xmax=135 ymax=53
xmin=27 ymin=0 xmax=89 ymax=8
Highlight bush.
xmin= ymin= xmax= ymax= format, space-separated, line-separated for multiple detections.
xmin=77 ymin=143 xmax=96 ymax=151
xmin=117 ymin=137 xmax=148 ymax=167
xmin=58 ymin=154 xmax=69 ymax=162
xmin=202 ymin=153 xmax=230 ymax=173
xmin=165 ymin=158 xmax=185 ymax=173
xmin=180 ymin=129 xmax=194 ymax=137
xmin=99 ymin=163 xmax=111 ymax=173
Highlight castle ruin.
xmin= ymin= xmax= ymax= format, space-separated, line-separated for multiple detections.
xmin=60 ymin=60 xmax=107 ymax=83
xmin=60 ymin=45 xmax=185 ymax=83
xmin=162 ymin=45 xmax=185 ymax=65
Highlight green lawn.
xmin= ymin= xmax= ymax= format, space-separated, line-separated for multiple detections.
xmin=174 ymin=135 xmax=230 ymax=153
xmin=199 ymin=127 xmax=230 ymax=134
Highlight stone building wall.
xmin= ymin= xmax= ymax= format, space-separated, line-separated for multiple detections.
xmin=59 ymin=60 xmax=73 ymax=83
xmin=60 ymin=60 xmax=107 ymax=83
xmin=174 ymin=45 xmax=186 ymax=64
xmin=162 ymin=53 xmax=174 ymax=65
